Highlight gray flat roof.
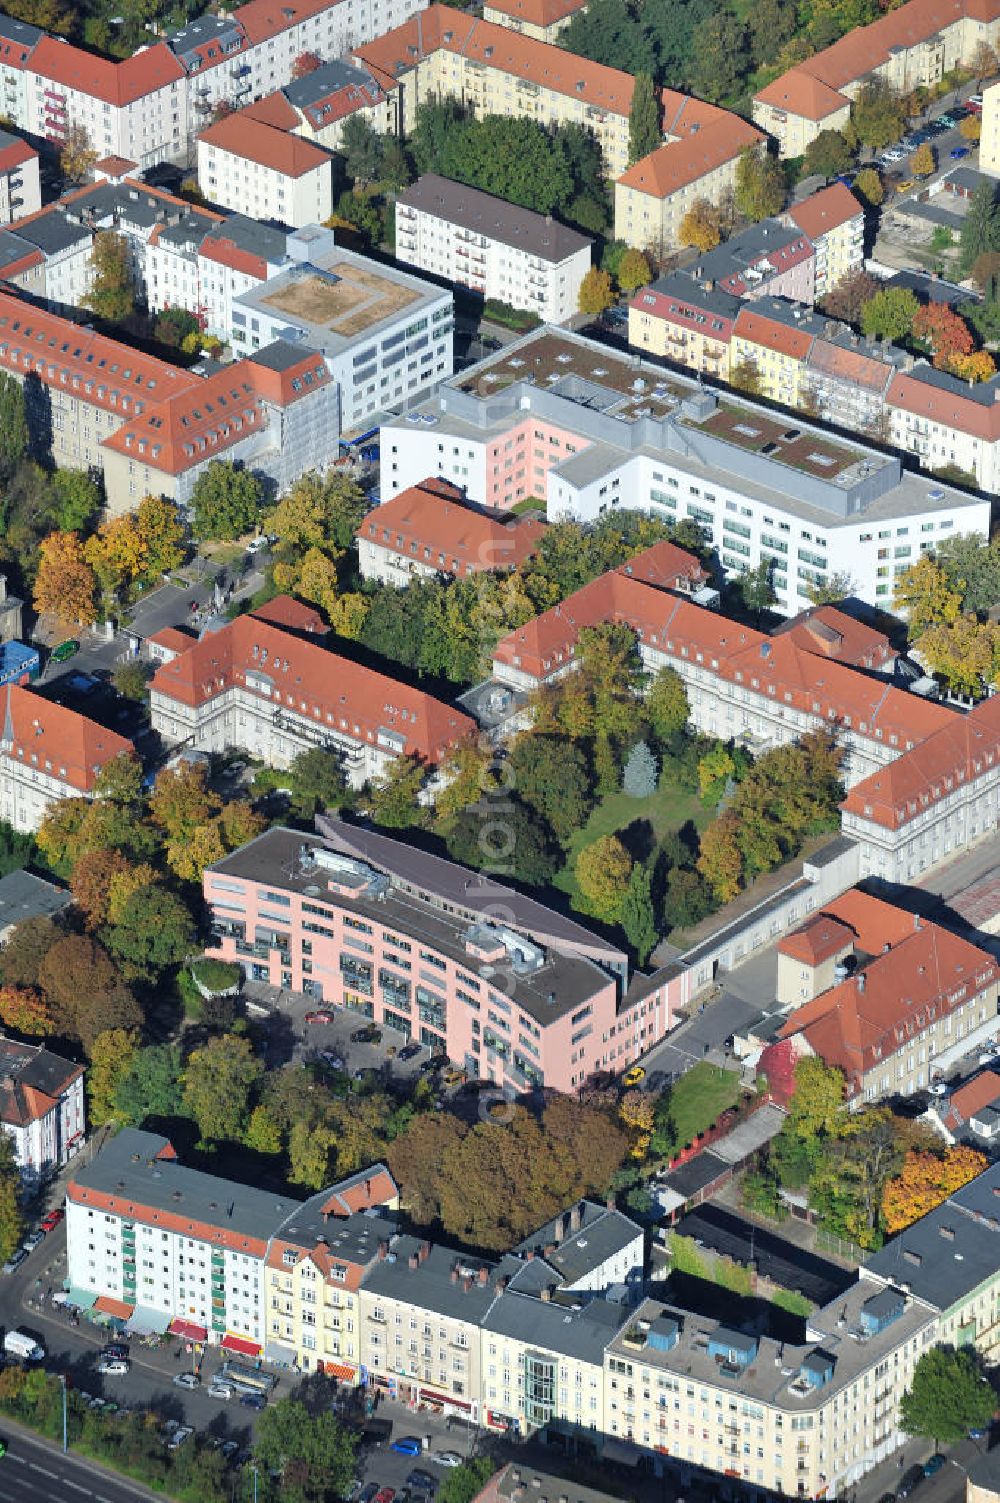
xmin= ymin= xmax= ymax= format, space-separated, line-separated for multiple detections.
xmin=482 ymin=1286 xmax=628 ymax=1362
xmin=398 ymin=174 xmax=591 ymax=263
xmin=0 ymin=869 xmax=70 ymax=930
xmin=210 ymin=825 xmax=621 ymax=1023
xmin=863 ymin=1159 xmax=1000 ymax=1312
xmin=250 ymin=338 xmax=322 ymax=372
xmin=70 ymin=1128 xmax=302 ymax=1246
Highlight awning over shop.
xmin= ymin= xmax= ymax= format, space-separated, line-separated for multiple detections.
xmin=321 ymin=1362 xmax=355 ymax=1382
xmin=93 ymin=1296 xmax=133 ymax=1321
xmin=419 ymin=1387 xmax=471 ymax=1411
xmin=62 ymin=1286 xmax=98 ymax=1310
xmin=169 ymin=1319 xmax=208 ymax=1342
xmin=264 ymin=1342 xmax=297 ymax=1367
xmin=222 ymin=1333 xmax=261 ymax=1358
xmin=126 ymin=1305 xmax=171 ymax=1336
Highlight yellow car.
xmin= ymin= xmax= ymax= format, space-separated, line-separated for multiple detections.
xmin=622 ymin=1065 xmax=646 ymax=1087
xmin=895 ymin=179 xmax=915 ymax=194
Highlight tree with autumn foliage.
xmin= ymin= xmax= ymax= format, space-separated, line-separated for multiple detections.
xmin=912 ymin=301 xmax=975 ymax=369
xmin=697 ymin=811 xmax=743 ymax=903
xmin=883 ymin=1145 xmax=987 ymax=1234
xmin=893 ymin=553 xmax=963 ymax=638
xmin=679 ymin=199 xmax=723 ymax=252
xmin=578 ymin=267 xmax=614 ymax=315
xmin=917 ymin=616 xmax=999 ymax=698
xmin=291 ymin=50 xmax=321 ymax=76
xmin=59 ymin=123 xmax=97 ymax=186
xmin=32 ymin=531 xmax=96 ymax=630
xmin=950 ymin=349 xmax=997 ymax=383
xmin=0 ymin=984 xmax=55 ymax=1037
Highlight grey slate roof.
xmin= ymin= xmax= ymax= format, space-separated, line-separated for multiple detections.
xmin=361 ymin=1235 xmax=499 ymax=1322
xmin=645 ymin=271 xmax=740 ymax=321
xmin=203 ymin=214 xmax=288 ymax=265
xmin=482 ymin=1287 xmax=628 ymax=1362
xmin=0 ymin=1036 xmax=82 ymax=1125
xmin=283 ymin=58 xmax=381 ymax=111
xmin=864 ymin=1159 xmax=1000 ymax=1313
xmin=250 ymin=338 xmax=321 ymax=372
xmin=515 ymin=1201 xmax=641 ymax=1285
xmin=397 ymin=174 xmax=592 ymax=264
xmin=0 ymin=15 xmax=41 ymax=48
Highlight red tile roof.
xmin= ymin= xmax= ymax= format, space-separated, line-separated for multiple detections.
xmin=757 ymin=0 xmax=1000 ymax=121
xmin=614 ymin=539 xmax=709 ymax=591
xmin=788 ymin=182 xmax=863 ymax=240
xmin=842 ymin=694 xmax=1000 ymax=831
xmin=236 ymin=0 xmax=337 ymax=46
xmin=946 ymin=1069 xmax=1000 ymax=1125
xmin=150 ymin=615 xmax=475 ymax=764
xmin=68 ymin=1181 xmax=270 ymax=1257
xmin=778 ymin=914 xmax=855 ymax=966
xmin=30 ymin=36 xmax=185 ymax=107
xmin=888 ymin=368 xmax=1000 ymax=442
xmin=322 ymin=1166 xmax=398 ymax=1215
xmin=779 ymin=893 xmax=998 ymax=1087
xmin=807 ymin=338 xmax=895 ymax=394
xmin=242 ymin=92 xmax=302 ymax=131
xmin=362 ymin=479 xmax=545 ymax=577
xmin=250 ymin=595 xmax=327 ymax=635
xmin=92 ymin=155 xmax=138 ymax=179
xmin=733 ymin=305 xmax=815 ymax=361
xmin=772 ymin=605 xmax=894 ymax=670
xmin=0 ymin=136 xmax=33 ymax=176
xmin=486 ymin=0 xmax=586 ymax=25
xmin=198 ymin=111 xmax=329 ymax=178
xmin=616 ymin=115 xmax=764 ymax=198
xmin=102 ymin=350 xmax=330 ymax=476
xmin=199 ymin=234 xmax=269 ymax=281
xmin=1 ymin=684 xmax=133 ymax=794
xmin=147 ymin=626 xmax=197 ymax=656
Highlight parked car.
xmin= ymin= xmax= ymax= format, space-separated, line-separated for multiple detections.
xmin=100 ymin=1344 xmax=129 ymax=1361
xmin=374 ymin=1491 xmax=396 ymax=1503
xmin=433 ymin=1452 xmax=462 ymax=1468
xmin=21 ymin=1230 xmax=44 ymax=1252
xmin=241 ymin=1392 xmax=267 ymax=1410
xmin=408 ymin=1471 xmax=436 ymax=1492
xmin=51 ymin=639 xmax=79 ymax=662
xmin=951 ymin=145 xmax=971 ymax=158
xmin=968 ymin=93 xmax=984 ymax=110
xmin=208 ymin=1382 xmax=234 ymax=1400
xmin=391 ymin=1437 xmax=423 ymax=1456
xmin=350 ymin=1025 xmax=382 ymax=1044
xmin=623 ymin=1065 xmax=646 ymax=1087
xmin=97 ymin=1359 xmax=130 ymax=1376
xmin=172 ymin=1372 xmax=200 ymax=1390
xmin=923 ymin=1455 xmax=946 ymax=1477
xmin=320 ymin=1051 xmax=346 ymax=1070
xmin=898 ymin=1465 xmax=924 ymax=1498
xmin=2 ymin=1249 xmax=26 ymax=1275
xmin=440 ymin=1068 xmax=465 ymax=1087
xmin=40 ymin=1209 xmax=64 ymax=1232
xmin=398 ymin=1042 xmax=422 ymax=1061
xmin=304 ymin=1009 xmax=335 ymax=1025
xmin=166 ymin=1426 xmax=193 ymax=1450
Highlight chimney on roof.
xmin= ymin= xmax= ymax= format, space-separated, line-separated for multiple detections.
xmin=540 ymin=1286 xmax=551 ymax=1303
xmin=914 ymin=914 xmax=922 ymax=930
xmin=478 ymin=1265 xmax=489 ymax=1285
xmin=525 ymin=1248 xmax=535 ymax=1261
xmin=553 ymin=1214 xmax=566 ymax=1245
xmin=570 ymin=1202 xmax=583 ymax=1234
xmin=544 ymin=1242 xmax=556 ymax=1258
xmin=450 ymin=1266 xmax=459 ymax=1283
xmin=377 ymin=1240 xmax=389 ymax=1261
xmin=408 ymin=1252 xmax=419 ymax=1270
xmin=462 ymin=1275 xmax=472 ymax=1292
xmin=419 ymin=1239 xmax=431 ymax=1263
xmin=494 ymin=1274 xmax=508 ymax=1295
xmin=857 ymin=973 xmax=866 ymax=994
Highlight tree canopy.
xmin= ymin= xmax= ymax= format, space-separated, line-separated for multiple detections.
xmin=901 ymin=1348 xmax=994 ymax=1446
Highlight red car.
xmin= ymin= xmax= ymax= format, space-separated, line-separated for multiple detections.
xmin=40 ymin=1209 xmax=64 ymax=1232
xmin=303 ymin=1010 xmax=335 ymax=1025
xmin=374 ymin=1491 xmax=395 ymax=1503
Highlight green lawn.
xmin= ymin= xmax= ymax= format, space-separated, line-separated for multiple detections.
xmin=553 ymin=777 xmax=712 ymax=904
xmin=660 ymin=1061 xmax=741 ymax=1153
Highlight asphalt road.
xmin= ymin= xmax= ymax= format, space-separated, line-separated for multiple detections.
xmin=0 ymin=1424 xmax=164 ymax=1503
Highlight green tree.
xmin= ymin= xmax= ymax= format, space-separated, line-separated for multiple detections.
xmin=340 ymin=113 xmax=382 ymax=184
xmin=803 ymin=129 xmax=853 ymax=180
xmin=851 ymin=79 xmax=905 ymax=150
xmin=83 ymin=231 xmax=136 ymax=323
xmin=254 ymin=1398 xmax=358 ymax=1503
xmin=189 ymin=461 xmax=264 ymax=541
xmin=266 ymin=470 xmax=366 ymax=551
xmin=114 ymin=1044 xmax=183 ymax=1127
xmin=244 ymin=1103 xmax=283 ymax=1155
xmin=735 ymin=149 xmax=786 ymax=221
xmin=507 ymin=734 xmax=593 ymax=841
xmin=0 ymin=1135 xmax=22 ymax=1264
xmin=691 ymin=11 xmax=748 ymax=103
xmin=0 ymin=371 xmax=27 ymax=476
xmin=900 ymin=1347 xmax=995 ymax=1447
xmin=860 ymin=285 xmax=919 ymax=341
xmin=50 ymin=468 xmax=102 ymax=531
xmin=646 ymin=665 xmax=689 ymax=742
xmin=368 ymin=754 xmax=426 ymax=830
xmin=617 ymin=247 xmax=652 ymax=293
xmin=103 ymin=884 xmax=196 ymax=975
xmin=182 ymin=1035 xmax=263 ymax=1145
xmin=960 ymin=181 xmax=1000 ymax=276
xmin=87 ymin=1027 xmax=140 ymax=1124
xmin=444 ymin=797 xmax=560 ymax=886
xmin=575 ymin=834 xmax=633 ymax=922
xmin=112 ymin=659 xmax=152 ymax=702
xmin=621 ymin=861 xmax=657 ymax=964
xmin=628 ymin=72 xmax=660 ymax=165
xmin=935 ymin=532 xmax=1000 ymax=616
xmin=438 ymin=1459 xmax=498 ymax=1503
xmin=737 ymin=559 xmax=776 ymax=619
xmin=787 ymin=1056 xmax=845 ymax=1139
xmin=284 ymin=746 xmax=348 ymax=820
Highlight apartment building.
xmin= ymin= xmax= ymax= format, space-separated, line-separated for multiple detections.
xmin=774 ymin=889 xmax=1000 ymax=1099
xmin=0 ymin=683 xmax=133 ymax=834
xmin=197 ymin=113 xmax=333 ymax=229
xmin=395 ymin=175 xmax=592 ymax=325
xmin=150 ymin=616 xmax=475 ymax=786
xmin=0 ymin=0 xmax=423 ymax=170
xmin=380 ymin=328 xmax=990 ymax=615
xmin=66 ymin=1126 xmax=400 ymax=1357
xmin=730 ymin=301 xmax=828 ymax=408
xmin=604 ymin=1281 xmax=936 ymax=1495
xmin=203 ymin=820 xmax=689 ymax=1091
xmin=357 ymin=477 xmax=545 ymax=585
xmin=754 ymin=0 xmax=1000 ymax=156
xmin=886 ymin=364 xmax=1000 ymax=492
xmin=249 ymin=57 xmax=393 ymax=150
xmin=841 ymin=693 xmax=1000 ymax=884
xmin=981 ymin=77 xmax=1000 ymax=172
xmin=493 ymin=566 xmax=956 ymax=788
xmin=787 ymin=183 xmax=864 ymax=299
xmin=0 ymin=1036 xmax=84 ymax=1186
xmin=483 ymin=0 xmax=587 ymax=42
xmin=0 ymin=129 xmax=37 ymax=223
xmin=613 ymin=111 xmax=765 ymax=257
xmin=863 ymin=1159 xmax=1000 ymax=1360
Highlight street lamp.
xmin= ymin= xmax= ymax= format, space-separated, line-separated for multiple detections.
xmin=251 ymin=1463 xmax=259 ymax=1503
xmin=58 ymin=1374 xmax=67 ymax=1454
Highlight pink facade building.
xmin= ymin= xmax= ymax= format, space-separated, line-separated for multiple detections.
xmin=203 ymin=820 xmax=688 ymax=1092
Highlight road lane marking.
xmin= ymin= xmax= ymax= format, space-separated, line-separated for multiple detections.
xmin=27 ymin=1463 xmax=56 ymax=1477
xmin=5 ymin=1455 xmax=23 ymax=1465
xmin=63 ymin=1482 xmax=88 ymax=1493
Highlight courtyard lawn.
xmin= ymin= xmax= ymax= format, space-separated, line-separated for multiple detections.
xmin=657 ymin=1061 xmax=741 ymax=1155
xmin=553 ymin=777 xmax=713 ymax=906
